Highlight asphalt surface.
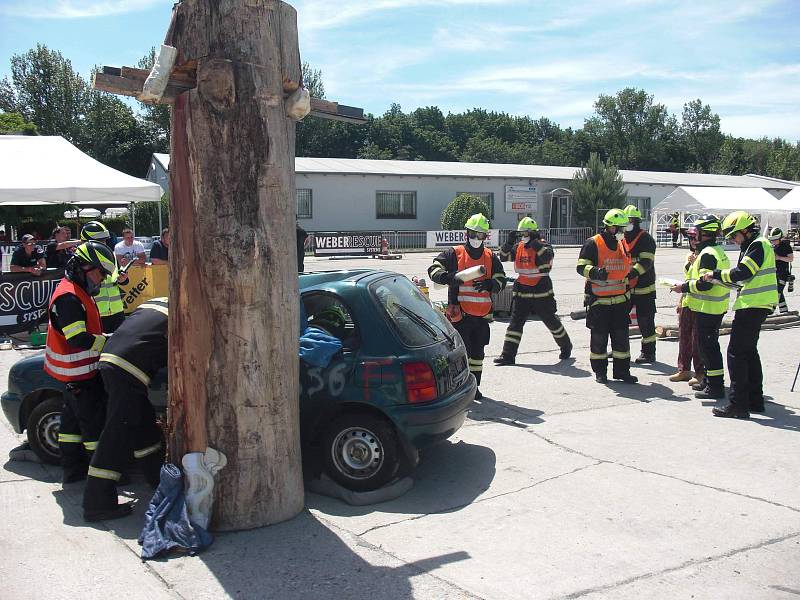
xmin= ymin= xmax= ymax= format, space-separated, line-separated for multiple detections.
xmin=1 ymin=246 xmax=799 ymax=599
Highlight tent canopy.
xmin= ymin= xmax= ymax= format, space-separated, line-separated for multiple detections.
xmin=653 ymin=186 xmax=800 ymax=214
xmin=0 ymin=136 xmax=161 ymax=205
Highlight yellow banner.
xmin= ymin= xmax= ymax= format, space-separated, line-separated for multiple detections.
xmin=119 ymin=264 xmax=169 ymax=313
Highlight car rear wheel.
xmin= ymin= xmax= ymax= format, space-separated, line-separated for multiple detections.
xmin=322 ymin=413 xmax=399 ymax=492
xmin=26 ymin=396 xmax=63 ymax=465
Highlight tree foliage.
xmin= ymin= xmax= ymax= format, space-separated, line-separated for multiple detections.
xmin=0 ymin=112 xmax=37 ymax=135
xmin=441 ymin=193 xmax=490 ymax=230
xmin=571 ymin=153 xmax=628 ymax=228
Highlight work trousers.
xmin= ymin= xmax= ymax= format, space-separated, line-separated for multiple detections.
xmin=676 ymin=307 xmax=702 ymax=373
xmin=671 ymin=229 xmax=680 ymax=247
xmin=501 ymin=294 xmax=570 ymax=359
xmin=59 ymin=376 xmax=106 ymax=478
xmin=84 ymin=364 xmax=163 ymax=511
xmin=777 ymin=278 xmax=788 ymax=313
xmin=453 ymin=314 xmax=490 ymax=388
xmin=631 ymin=293 xmax=657 ymax=358
xmin=587 ymin=301 xmax=631 ymax=377
xmin=694 ymin=312 xmax=724 ymax=390
xmin=727 ymin=308 xmax=770 ymax=410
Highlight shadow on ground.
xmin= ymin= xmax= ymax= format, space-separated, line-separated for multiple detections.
xmin=513 ymin=357 xmax=592 ymax=379
xmin=699 ymin=398 xmax=800 ymax=432
xmin=607 ymin=381 xmax=689 ymax=403
xmin=468 ymin=394 xmax=545 ymax=427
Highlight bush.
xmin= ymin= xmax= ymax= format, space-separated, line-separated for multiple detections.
xmin=441 ymin=193 xmax=490 ymax=230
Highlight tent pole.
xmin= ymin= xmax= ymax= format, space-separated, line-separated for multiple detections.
xmin=131 ymin=202 xmax=136 ymax=236
xmin=158 ymin=197 xmax=163 ymax=235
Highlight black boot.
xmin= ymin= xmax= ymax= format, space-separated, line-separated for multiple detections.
xmin=691 ymin=379 xmax=708 ymax=391
xmin=613 ymin=373 xmax=638 ymax=383
xmin=634 ymin=353 xmax=655 ymax=365
xmin=595 ymin=372 xmax=608 ymax=384
xmin=695 ymin=386 xmax=725 ymax=400
xmin=62 ymin=468 xmax=87 ymax=484
xmin=749 ymin=399 xmax=765 ymax=413
xmin=712 ymin=404 xmax=749 ymax=419
xmin=83 ymin=477 xmax=132 ymax=522
xmin=559 ymin=342 xmax=572 ymax=360
xmin=140 ymin=451 xmax=164 ymax=489
xmin=493 ymin=355 xmax=515 ymax=366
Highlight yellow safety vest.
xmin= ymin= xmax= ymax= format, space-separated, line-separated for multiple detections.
xmin=685 ymin=245 xmax=731 ymax=315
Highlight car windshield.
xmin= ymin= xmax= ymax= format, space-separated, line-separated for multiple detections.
xmin=371 ymin=275 xmax=455 ymax=347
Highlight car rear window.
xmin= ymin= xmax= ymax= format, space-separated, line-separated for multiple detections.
xmin=370 ymin=275 xmax=455 ymax=347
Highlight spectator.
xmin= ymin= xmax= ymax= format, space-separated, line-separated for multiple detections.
xmin=150 ymin=228 xmax=170 ymax=265
xmin=296 ymin=223 xmax=308 ymax=272
xmin=10 ymin=234 xmax=46 ymax=276
xmin=45 ymin=226 xmax=80 ymax=269
xmin=114 ymin=228 xmax=146 ymax=267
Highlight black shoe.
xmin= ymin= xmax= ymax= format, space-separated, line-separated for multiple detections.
xmin=691 ymin=380 xmax=707 ymax=391
xmin=712 ymin=404 xmax=749 ymax=419
xmin=493 ymin=355 xmax=515 ymax=366
xmin=83 ymin=502 xmax=134 ymax=523
xmin=559 ymin=343 xmax=572 ymax=360
xmin=613 ymin=374 xmax=638 ymax=383
xmin=749 ymin=402 xmax=765 ymax=413
xmin=634 ymin=354 xmax=655 ymax=365
xmin=595 ymin=373 xmax=608 ymax=384
xmin=474 ymin=388 xmax=483 ymax=400
xmin=695 ymin=387 xmax=725 ymax=400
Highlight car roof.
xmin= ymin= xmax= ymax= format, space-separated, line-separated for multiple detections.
xmin=299 ymin=269 xmax=396 ymax=292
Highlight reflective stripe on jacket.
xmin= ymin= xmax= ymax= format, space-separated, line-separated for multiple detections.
xmin=514 ymin=241 xmax=550 ymax=287
xmin=731 ymin=236 xmax=779 ymax=311
xmin=589 ymin=234 xmax=631 ymax=297
xmin=454 ymin=245 xmax=493 ymax=317
xmin=44 ymin=279 xmax=103 ymax=382
xmin=686 ymin=245 xmax=731 ymax=314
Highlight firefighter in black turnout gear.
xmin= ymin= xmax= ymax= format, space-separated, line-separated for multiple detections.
xmin=494 ymin=218 xmax=571 ymax=365
xmin=428 ymin=213 xmax=505 ymax=400
xmin=83 ymin=298 xmax=168 ymax=522
xmin=622 ymin=205 xmax=658 ymax=364
xmin=577 ymin=209 xmax=637 ymax=384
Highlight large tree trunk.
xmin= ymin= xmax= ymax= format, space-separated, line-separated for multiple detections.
xmin=167 ymin=0 xmax=304 ymax=531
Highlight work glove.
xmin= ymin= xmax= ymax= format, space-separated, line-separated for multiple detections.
xmin=591 ymin=267 xmax=608 ymax=281
xmin=437 ymin=271 xmax=454 ymax=285
xmin=472 ymin=279 xmax=495 ymax=293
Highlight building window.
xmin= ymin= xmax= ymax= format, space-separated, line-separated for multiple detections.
xmin=628 ymin=196 xmax=651 ymax=223
xmin=297 ymin=189 xmax=312 ymax=219
xmin=459 ymin=192 xmax=494 ymax=219
xmin=376 ymin=191 xmax=417 ymax=219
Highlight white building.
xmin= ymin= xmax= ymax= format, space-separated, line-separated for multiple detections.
xmin=147 ymin=155 xmax=796 ymax=233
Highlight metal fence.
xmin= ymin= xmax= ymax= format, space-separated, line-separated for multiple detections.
xmin=307 ymin=227 xmax=593 ymax=253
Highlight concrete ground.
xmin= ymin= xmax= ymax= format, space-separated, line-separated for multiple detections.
xmin=1 ymin=247 xmax=799 ymax=599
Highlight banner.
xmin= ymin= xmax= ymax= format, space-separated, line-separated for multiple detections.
xmin=0 ymin=269 xmax=63 ymax=334
xmin=425 ymin=230 xmax=500 ymax=248
xmin=313 ymin=232 xmax=382 ymax=257
xmin=119 ymin=264 xmax=169 ymax=313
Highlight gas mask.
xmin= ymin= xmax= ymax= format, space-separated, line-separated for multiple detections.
xmin=625 ymin=223 xmax=634 ymax=232
xmin=468 ymin=237 xmax=483 ymax=249
xmin=521 ymin=235 xmax=531 ymax=244
xmin=614 ymin=231 xmax=624 ymax=241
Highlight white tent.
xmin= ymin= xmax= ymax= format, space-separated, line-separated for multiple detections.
xmin=652 ymin=186 xmax=800 ymax=235
xmin=0 ymin=136 xmax=161 ymax=205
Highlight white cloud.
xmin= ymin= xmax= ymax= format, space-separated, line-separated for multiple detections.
xmin=0 ymin=0 xmax=168 ymax=19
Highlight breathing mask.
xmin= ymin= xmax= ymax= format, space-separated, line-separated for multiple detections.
xmin=625 ymin=223 xmax=634 ymax=232
xmin=614 ymin=232 xmax=624 ymax=241
xmin=521 ymin=234 xmax=531 ymax=244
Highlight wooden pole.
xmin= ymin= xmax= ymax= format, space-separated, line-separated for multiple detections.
xmin=166 ymin=0 xmax=304 ymax=531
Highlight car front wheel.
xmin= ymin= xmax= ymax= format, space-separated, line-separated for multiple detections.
xmin=322 ymin=413 xmax=400 ymax=492
xmin=26 ymin=396 xmax=63 ymax=465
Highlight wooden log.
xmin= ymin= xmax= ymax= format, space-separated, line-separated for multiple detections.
xmin=167 ymin=0 xmax=304 ymax=531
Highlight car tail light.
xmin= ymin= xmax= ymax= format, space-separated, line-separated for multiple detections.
xmin=402 ymin=362 xmax=438 ymax=404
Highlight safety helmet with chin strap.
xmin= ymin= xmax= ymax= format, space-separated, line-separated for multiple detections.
xmin=602 ymin=208 xmax=628 ymax=228
xmin=721 ymin=211 xmax=756 ymax=239
xmin=80 ymin=220 xmax=110 ymax=241
xmin=693 ymin=214 xmax=721 ymax=235
xmin=767 ymin=226 xmax=784 ymax=241
xmin=517 ymin=217 xmax=538 ymax=232
xmin=465 ymin=213 xmax=490 ymax=233
xmin=73 ymin=241 xmax=117 ymax=276
xmin=622 ymin=204 xmax=642 ymax=220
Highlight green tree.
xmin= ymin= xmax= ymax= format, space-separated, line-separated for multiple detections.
xmin=681 ymin=99 xmax=723 ymax=173
xmin=440 ymin=193 xmax=490 ymax=230
xmin=571 ymin=153 xmax=627 ymax=228
xmin=132 ymin=193 xmax=170 ymax=235
xmin=0 ymin=111 xmax=37 ymax=135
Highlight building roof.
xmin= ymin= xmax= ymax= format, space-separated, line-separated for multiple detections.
xmin=294 ymin=157 xmax=797 ymax=190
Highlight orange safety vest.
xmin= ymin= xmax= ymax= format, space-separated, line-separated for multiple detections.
xmin=622 ymin=230 xmax=644 ymax=257
xmin=454 ymin=245 xmax=493 ymax=317
xmin=44 ymin=279 xmax=103 ymax=382
xmin=590 ymin=234 xmax=631 ymax=297
xmin=514 ymin=241 xmax=549 ymax=287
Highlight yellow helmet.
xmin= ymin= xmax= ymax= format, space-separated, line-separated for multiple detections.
xmin=517 ymin=217 xmax=538 ymax=232
xmin=622 ymin=204 xmax=642 ymax=219
xmin=721 ymin=211 xmax=756 ymax=239
xmin=465 ymin=213 xmax=490 ymax=233
xmin=602 ymin=208 xmax=628 ymax=227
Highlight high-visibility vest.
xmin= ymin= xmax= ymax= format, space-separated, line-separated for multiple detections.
xmin=454 ymin=245 xmax=493 ymax=317
xmin=44 ymin=279 xmax=103 ymax=382
xmin=95 ymin=273 xmax=124 ymax=318
xmin=732 ymin=236 xmax=778 ymax=311
xmin=514 ymin=241 xmax=550 ymax=287
xmin=589 ymin=234 xmax=631 ymax=297
xmin=680 ymin=252 xmax=693 ymax=309
xmin=685 ymin=245 xmax=731 ymax=314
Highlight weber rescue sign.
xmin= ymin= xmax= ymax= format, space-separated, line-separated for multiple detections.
xmin=0 ymin=270 xmax=63 ymax=334
xmin=313 ymin=233 xmax=382 ymax=256
xmin=426 ymin=230 xmax=500 ymax=248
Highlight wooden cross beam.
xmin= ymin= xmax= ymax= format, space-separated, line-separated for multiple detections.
xmin=93 ymin=65 xmax=367 ymax=124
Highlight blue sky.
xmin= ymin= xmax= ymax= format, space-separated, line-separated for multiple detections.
xmin=1 ymin=0 xmax=799 ymax=142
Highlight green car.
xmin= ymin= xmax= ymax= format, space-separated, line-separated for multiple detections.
xmin=1 ymin=269 xmax=475 ymax=491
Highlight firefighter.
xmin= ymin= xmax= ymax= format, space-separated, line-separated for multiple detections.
xmin=80 ymin=221 xmax=128 ymax=333
xmin=576 ymin=209 xmax=637 ymax=384
xmin=83 ymin=297 xmax=168 ymax=522
xmin=670 ymin=215 xmax=730 ymax=399
xmin=44 ymin=242 xmax=117 ymax=484
xmin=669 ymin=212 xmax=681 ymax=247
xmin=769 ymin=227 xmax=793 ymax=314
xmin=702 ymin=211 xmax=778 ymax=418
xmin=494 ymin=217 xmax=571 ymax=365
xmin=428 ymin=213 xmax=506 ymax=399
xmin=622 ymin=205 xmax=658 ymax=364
